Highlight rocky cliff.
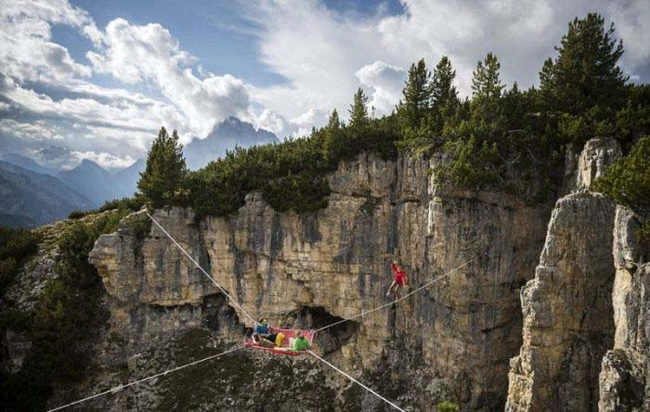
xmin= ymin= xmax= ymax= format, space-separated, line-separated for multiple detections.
xmin=5 ymin=137 xmax=648 ymax=411
xmin=506 ymin=137 xmax=650 ymax=411
xmin=598 ymin=205 xmax=650 ymax=411
xmin=89 ymin=153 xmax=552 ymax=410
xmin=505 ymin=192 xmax=616 ymax=411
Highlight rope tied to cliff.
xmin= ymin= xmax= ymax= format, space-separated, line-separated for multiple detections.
xmin=146 ymin=212 xmax=256 ymax=324
xmin=313 ymin=258 xmax=475 ymax=333
xmin=47 ymin=345 xmax=243 ymax=412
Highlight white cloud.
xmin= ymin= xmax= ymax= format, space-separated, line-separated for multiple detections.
xmin=290 ymin=107 xmax=330 ymax=136
xmin=246 ymin=0 xmax=390 ymax=127
xmin=71 ymin=150 xmax=135 ymax=169
xmin=0 ymin=0 xmax=255 ymax=159
xmin=255 ymin=108 xmax=293 ymax=139
xmin=0 ymin=0 xmax=98 ymax=83
xmin=84 ymin=125 xmax=156 ymax=153
xmin=88 ymin=18 xmax=251 ymax=137
xmin=2 ymin=0 xmax=650 ymax=162
xmin=0 ymin=74 xmax=164 ymax=132
xmin=249 ymin=0 xmax=650 ymax=126
xmin=356 ymin=61 xmax=406 ymax=116
xmin=0 ymin=119 xmax=64 ymax=140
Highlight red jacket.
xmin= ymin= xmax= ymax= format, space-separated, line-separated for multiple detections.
xmin=390 ymin=263 xmax=407 ymax=283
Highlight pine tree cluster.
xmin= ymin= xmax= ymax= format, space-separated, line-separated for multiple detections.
xmin=132 ymin=13 xmax=649 ymax=217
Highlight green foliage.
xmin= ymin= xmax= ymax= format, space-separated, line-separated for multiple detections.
xmin=323 ymin=109 xmax=344 ymax=162
xmin=138 ymin=127 xmax=189 ymax=208
xmin=0 ymin=226 xmax=40 ymax=297
xmin=595 ymin=136 xmax=650 ymax=242
xmin=429 ymin=56 xmax=460 ymax=135
xmin=122 ymin=211 xmax=152 ymax=238
xmin=437 ymin=400 xmax=460 ymax=412
xmin=471 ymin=52 xmax=504 ymax=121
xmin=397 ymin=58 xmax=431 ymax=131
xmin=137 ymin=14 xmax=646 ymax=214
xmin=540 ymin=13 xmax=627 ymax=121
xmin=187 ymin=116 xmax=399 ymax=220
xmin=429 ymin=14 xmax=638 ymax=202
xmin=0 ymin=210 xmax=127 ymax=410
xmin=595 ymin=136 xmax=650 ymax=208
xmin=67 ymin=209 xmax=87 ymax=219
xmin=68 ymin=196 xmax=145 ymax=219
xmin=613 ymin=85 xmax=650 ymax=143
xmin=97 ymin=196 xmax=145 ymax=213
xmin=349 ymin=88 xmax=370 ymax=130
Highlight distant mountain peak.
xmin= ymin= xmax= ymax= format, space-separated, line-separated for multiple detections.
xmin=79 ymin=158 xmax=101 ymax=168
xmin=184 ymin=117 xmax=278 ymax=170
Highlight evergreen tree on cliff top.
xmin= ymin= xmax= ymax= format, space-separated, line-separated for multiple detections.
xmin=431 ymin=56 xmax=458 ymax=112
xmin=323 ymin=108 xmax=344 ymax=162
xmin=327 ymin=108 xmax=341 ymax=130
xmin=540 ymin=13 xmax=627 ymax=115
xmin=396 ymin=58 xmax=431 ymax=130
xmin=349 ymin=88 xmax=370 ymax=129
xmin=472 ymin=53 xmax=504 ymax=106
xmin=138 ymin=127 xmax=188 ymax=208
xmin=430 ymin=56 xmax=459 ymax=134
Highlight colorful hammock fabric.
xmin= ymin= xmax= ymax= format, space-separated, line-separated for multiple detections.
xmin=244 ymin=327 xmax=315 ymax=356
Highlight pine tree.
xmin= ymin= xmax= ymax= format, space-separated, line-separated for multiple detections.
xmin=138 ymin=127 xmax=188 ymax=208
xmin=349 ymin=88 xmax=369 ymax=129
xmin=326 ymin=108 xmax=341 ymax=130
xmin=471 ymin=52 xmax=504 ymax=121
xmin=396 ymin=59 xmax=431 ymax=130
xmin=431 ymin=56 xmax=458 ymax=109
xmin=323 ymin=109 xmax=344 ymax=162
xmin=540 ymin=13 xmax=627 ymax=114
xmin=472 ymin=52 xmax=504 ymax=102
xmin=430 ymin=56 xmax=459 ymax=134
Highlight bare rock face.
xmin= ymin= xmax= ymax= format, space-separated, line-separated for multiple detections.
xmin=90 ymin=153 xmax=552 ymax=409
xmin=506 ymin=193 xmax=616 ymax=411
xmin=563 ymin=137 xmax=623 ymax=194
xmin=507 ymin=137 xmax=622 ymax=412
xmin=598 ymin=206 xmax=650 ymax=411
xmin=90 ymin=209 xmax=217 ymax=306
xmin=89 ymin=210 xmax=241 ymax=356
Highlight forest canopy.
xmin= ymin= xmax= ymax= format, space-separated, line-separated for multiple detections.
xmin=135 ymin=13 xmax=649 ymax=219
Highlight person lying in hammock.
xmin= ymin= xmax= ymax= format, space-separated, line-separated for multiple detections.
xmin=252 ymin=318 xmax=277 ymax=346
xmin=290 ymin=331 xmax=310 ymax=351
xmin=252 ymin=331 xmax=285 ymax=348
xmin=386 ymin=260 xmax=408 ymax=299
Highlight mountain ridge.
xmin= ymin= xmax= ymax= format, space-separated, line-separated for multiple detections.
xmin=0 ymin=161 xmax=95 ymax=227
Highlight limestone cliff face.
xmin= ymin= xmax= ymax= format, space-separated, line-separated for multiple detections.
xmin=90 ymin=153 xmax=551 ymax=410
xmin=598 ymin=206 xmax=650 ymax=411
xmin=506 ymin=193 xmax=616 ymax=411
xmin=506 ymin=137 xmax=621 ymax=412
xmin=562 ymin=137 xmax=623 ymax=195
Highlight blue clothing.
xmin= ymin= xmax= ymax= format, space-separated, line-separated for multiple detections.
xmin=254 ymin=324 xmax=269 ymax=334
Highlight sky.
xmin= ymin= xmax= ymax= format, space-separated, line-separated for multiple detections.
xmin=0 ymin=0 xmax=649 ymax=170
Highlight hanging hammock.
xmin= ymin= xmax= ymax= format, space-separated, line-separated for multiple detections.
xmin=244 ymin=327 xmax=316 ymax=356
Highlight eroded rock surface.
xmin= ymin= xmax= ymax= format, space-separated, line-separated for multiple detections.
xmin=563 ymin=137 xmax=623 ymax=194
xmin=507 ymin=137 xmax=623 ymax=412
xmin=90 ymin=153 xmax=552 ymax=409
xmin=599 ymin=206 xmax=650 ymax=411
xmin=506 ymin=193 xmax=616 ymax=411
